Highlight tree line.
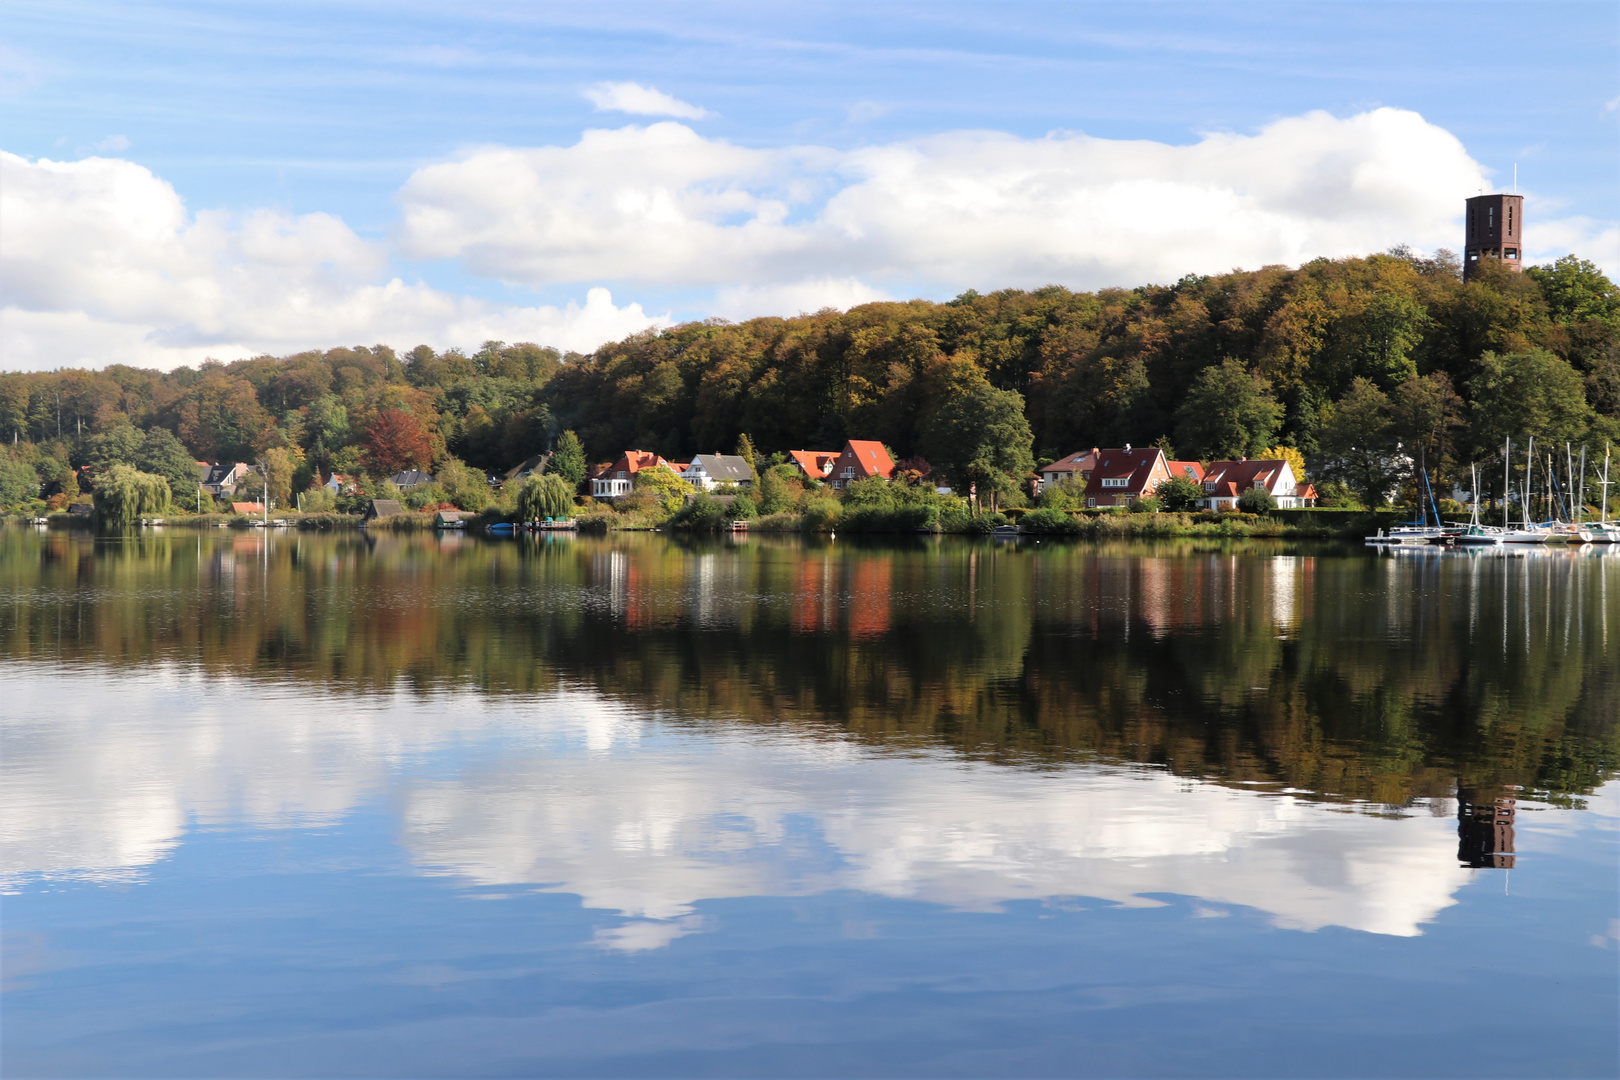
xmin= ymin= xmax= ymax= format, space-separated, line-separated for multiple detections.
xmin=2 ymin=250 xmax=1616 ymax=514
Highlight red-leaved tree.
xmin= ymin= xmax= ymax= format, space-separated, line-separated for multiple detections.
xmin=365 ymin=409 xmax=432 ymax=475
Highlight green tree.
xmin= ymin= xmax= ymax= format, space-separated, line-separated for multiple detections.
xmin=436 ymin=457 xmax=490 ymax=511
xmin=137 ymin=426 xmax=201 ymax=503
xmin=1527 ymin=256 xmax=1620 ymax=325
xmin=1237 ymin=486 xmax=1276 ymax=513
xmin=261 ymin=447 xmax=298 ymax=509
xmin=0 ymin=452 xmax=40 ymax=509
xmin=91 ymin=464 xmax=170 ymax=528
xmin=86 ymin=419 xmax=144 ymax=475
xmin=1467 ymin=349 xmax=1594 ymax=457
xmin=1156 ymin=476 xmax=1205 ymax=512
xmin=550 ymin=430 xmax=587 ymax=488
xmin=735 ymin=433 xmax=761 ymax=480
xmin=630 ymin=466 xmax=693 ymax=516
xmin=1317 ymin=378 xmax=1403 ymax=508
xmin=1175 ymin=360 xmax=1284 ymax=460
xmin=517 ymin=473 xmax=575 ymax=521
xmin=923 ymin=384 xmax=1035 ymax=513
xmin=756 ymin=468 xmax=796 ymax=514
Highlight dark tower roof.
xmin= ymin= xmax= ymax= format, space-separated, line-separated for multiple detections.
xmin=1464 ymin=193 xmax=1524 ymax=280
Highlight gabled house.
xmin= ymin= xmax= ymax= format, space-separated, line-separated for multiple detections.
xmin=590 ymin=450 xmax=676 ymax=500
xmin=1038 ymin=449 xmax=1098 ymax=494
xmin=788 ymin=450 xmax=837 ymax=482
xmin=388 ymin=469 xmax=435 ymax=490
xmin=1080 ymin=446 xmax=1173 ymax=508
xmin=684 ymin=454 xmax=755 ymax=491
xmin=362 ymin=499 xmax=405 ymax=523
xmin=1200 ymin=459 xmax=1316 ymax=510
xmin=827 ymin=440 xmax=895 ymax=490
xmin=322 ymin=472 xmax=357 ymax=495
xmin=502 ymin=453 xmax=550 ymax=485
xmin=199 ymin=462 xmax=252 ymax=497
xmin=231 ymin=501 xmax=265 ymax=516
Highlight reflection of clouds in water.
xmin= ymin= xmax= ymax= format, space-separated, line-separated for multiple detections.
xmin=5 ymin=663 xmax=1471 ymax=946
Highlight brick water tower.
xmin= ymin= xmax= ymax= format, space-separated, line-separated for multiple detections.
xmin=1464 ymin=193 xmax=1524 ymax=280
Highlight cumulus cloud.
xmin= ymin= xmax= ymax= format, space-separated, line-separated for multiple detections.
xmin=0 ymin=151 xmax=664 ymax=371
xmin=397 ymin=108 xmax=1567 ymax=298
xmin=713 ymin=277 xmax=892 ymax=320
xmin=582 ymin=81 xmax=712 ymax=120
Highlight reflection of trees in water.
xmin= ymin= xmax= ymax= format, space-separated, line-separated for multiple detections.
xmin=3 ymin=530 xmax=1616 ymax=806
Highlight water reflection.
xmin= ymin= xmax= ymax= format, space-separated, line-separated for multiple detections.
xmin=3 ymin=530 xmax=1614 ymax=806
xmin=4 ymin=667 xmax=1485 ymax=947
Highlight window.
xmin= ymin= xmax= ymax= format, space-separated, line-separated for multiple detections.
xmin=1507 ymin=205 xmax=1513 ymax=234
xmin=1204 ymin=482 xmax=1216 ymax=492
xmin=1086 ymin=498 xmax=1096 ymax=508
xmin=1488 ymin=207 xmax=1494 ymax=231
xmin=1506 ymin=249 xmax=1518 ymax=259
xmin=841 ymin=467 xmax=855 ymax=478
xmin=1101 ymin=477 xmax=1128 ymax=488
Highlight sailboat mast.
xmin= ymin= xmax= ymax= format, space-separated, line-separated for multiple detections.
xmin=1502 ymin=438 xmax=1510 ymax=530
xmin=1577 ymin=445 xmax=1587 ymax=524
xmin=1524 ymin=436 xmax=1534 ymax=528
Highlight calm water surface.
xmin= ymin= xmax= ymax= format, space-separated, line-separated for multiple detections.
xmin=2 ymin=529 xmax=1617 ymax=1078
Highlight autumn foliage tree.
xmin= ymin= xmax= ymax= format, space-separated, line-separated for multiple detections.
xmin=364 ymin=409 xmax=432 ymax=475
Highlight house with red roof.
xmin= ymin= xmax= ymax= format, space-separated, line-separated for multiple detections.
xmin=590 ymin=450 xmax=678 ymax=500
xmin=788 ymin=450 xmax=838 ymax=482
xmin=827 ymin=440 xmax=896 ymax=490
xmin=1200 ymin=459 xmax=1316 ymax=510
xmin=1038 ymin=448 xmax=1099 ymax=493
xmin=1166 ymin=460 xmax=1206 ymax=485
xmin=1080 ymin=446 xmax=1174 ymax=508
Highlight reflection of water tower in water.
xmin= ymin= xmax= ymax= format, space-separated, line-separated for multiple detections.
xmin=1457 ymin=787 xmax=1518 ymax=869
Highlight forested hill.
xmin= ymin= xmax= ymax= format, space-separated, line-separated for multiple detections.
xmin=2 ymin=251 xmax=1617 ymax=506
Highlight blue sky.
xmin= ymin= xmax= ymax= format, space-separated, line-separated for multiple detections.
xmin=2 ymin=1 xmax=1617 ymax=368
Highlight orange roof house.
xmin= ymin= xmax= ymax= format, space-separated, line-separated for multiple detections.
xmin=231 ymin=502 xmax=266 ymax=515
xmin=788 ymin=450 xmax=838 ymax=482
xmin=590 ymin=450 xmax=677 ymax=500
xmin=1080 ymin=447 xmax=1173 ymax=508
xmin=828 ymin=441 xmax=895 ymax=490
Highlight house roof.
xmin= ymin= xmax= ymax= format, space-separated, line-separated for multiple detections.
xmin=365 ymin=499 xmax=405 ymax=518
xmin=231 ymin=502 xmax=265 ymax=514
xmin=1167 ymin=460 xmax=1206 ymax=482
xmin=388 ymin=469 xmax=436 ymax=488
xmin=1082 ymin=448 xmax=1165 ymax=496
xmin=838 ymin=440 xmax=895 ymax=480
xmin=609 ymin=450 xmax=672 ymax=475
xmin=1202 ymin=459 xmax=1288 ymax=496
xmin=502 ymin=453 xmax=549 ymax=482
xmin=691 ymin=454 xmax=755 ymax=484
xmin=1041 ymin=449 xmax=1099 ymax=476
xmin=788 ymin=450 xmax=837 ymax=478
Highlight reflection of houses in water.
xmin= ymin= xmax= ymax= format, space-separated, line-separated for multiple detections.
xmin=791 ymin=558 xmax=837 ymax=633
xmin=1457 ymin=787 xmax=1516 ymax=868
xmin=847 ymin=559 xmax=893 ymax=639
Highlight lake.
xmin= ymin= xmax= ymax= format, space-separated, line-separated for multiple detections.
xmin=2 ymin=528 xmax=1616 ymax=1078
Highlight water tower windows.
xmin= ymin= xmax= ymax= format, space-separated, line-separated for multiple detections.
xmin=1508 ymin=205 xmax=1513 ymax=235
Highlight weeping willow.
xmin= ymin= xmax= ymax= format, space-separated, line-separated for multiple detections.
xmin=92 ymin=464 xmax=171 ymax=528
xmin=516 ymin=473 xmax=575 ymax=521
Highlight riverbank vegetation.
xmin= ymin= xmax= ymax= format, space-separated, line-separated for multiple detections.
xmin=3 ymin=251 xmax=1615 ymax=525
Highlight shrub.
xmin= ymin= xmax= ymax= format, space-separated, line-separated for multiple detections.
xmin=1021 ymin=507 xmax=1081 ymax=535
xmin=1130 ymin=496 xmax=1163 ymax=513
xmin=1156 ymin=476 xmax=1205 ymax=512
xmin=1237 ymin=486 xmax=1277 ymax=514
xmin=802 ymin=497 xmax=842 ymax=531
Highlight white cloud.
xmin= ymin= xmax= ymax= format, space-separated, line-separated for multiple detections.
xmin=582 ymin=81 xmax=712 ymax=120
xmin=0 ymin=151 xmax=663 ymax=370
xmin=93 ymin=134 xmax=131 ymax=153
xmin=396 ymin=108 xmax=1619 ymax=299
xmin=713 ymin=277 xmax=892 ymax=320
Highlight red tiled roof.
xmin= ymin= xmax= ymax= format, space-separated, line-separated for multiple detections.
xmin=836 ymin=440 xmax=895 ymax=481
xmin=1167 ymin=460 xmax=1205 ymax=482
xmin=231 ymin=502 xmax=265 ymax=514
xmin=1202 ymin=459 xmax=1289 ymax=497
xmin=789 ymin=450 xmax=837 ymax=478
xmin=1041 ymin=449 xmax=1098 ymax=475
xmin=1081 ymin=448 xmax=1165 ymax=498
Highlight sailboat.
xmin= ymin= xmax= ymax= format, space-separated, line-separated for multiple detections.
xmin=1502 ymin=436 xmax=1551 ymax=544
xmin=1590 ymin=443 xmax=1618 ymax=543
xmin=1451 ymin=463 xmax=1502 ymax=546
xmin=1367 ymin=454 xmax=1457 ymax=545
